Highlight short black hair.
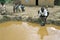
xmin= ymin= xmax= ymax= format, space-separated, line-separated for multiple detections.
xmin=41 ymin=7 xmax=44 ymax=12
xmin=1 ymin=2 xmax=5 ymax=5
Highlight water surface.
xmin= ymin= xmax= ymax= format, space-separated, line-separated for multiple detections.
xmin=0 ymin=21 xmax=60 ymax=40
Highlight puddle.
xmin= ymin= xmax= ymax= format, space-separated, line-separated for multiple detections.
xmin=0 ymin=21 xmax=60 ymax=40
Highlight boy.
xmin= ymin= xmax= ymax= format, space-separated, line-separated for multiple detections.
xmin=13 ymin=2 xmax=19 ymax=13
xmin=38 ymin=6 xmax=49 ymax=26
xmin=0 ymin=2 xmax=6 ymax=15
xmin=19 ymin=4 xmax=25 ymax=12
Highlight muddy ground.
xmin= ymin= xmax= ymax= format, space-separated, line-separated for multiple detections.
xmin=0 ymin=4 xmax=60 ymax=25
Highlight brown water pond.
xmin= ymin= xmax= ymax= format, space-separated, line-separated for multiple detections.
xmin=0 ymin=21 xmax=60 ymax=40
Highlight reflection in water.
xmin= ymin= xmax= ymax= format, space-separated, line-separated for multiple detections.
xmin=0 ymin=21 xmax=60 ymax=40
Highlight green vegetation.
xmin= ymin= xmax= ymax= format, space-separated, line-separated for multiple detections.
xmin=58 ymin=0 xmax=60 ymax=5
xmin=5 ymin=0 xmax=12 ymax=3
xmin=0 ymin=0 xmax=13 ymax=3
xmin=0 ymin=0 xmax=6 ymax=3
xmin=55 ymin=0 xmax=60 ymax=5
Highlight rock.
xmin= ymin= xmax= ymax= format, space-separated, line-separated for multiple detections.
xmin=14 ymin=16 xmax=22 ymax=21
xmin=22 ymin=15 xmax=29 ymax=21
xmin=0 ymin=15 xmax=3 ymax=20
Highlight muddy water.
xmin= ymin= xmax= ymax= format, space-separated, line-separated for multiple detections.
xmin=0 ymin=21 xmax=60 ymax=40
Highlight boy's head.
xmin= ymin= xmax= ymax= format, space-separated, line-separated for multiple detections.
xmin=41 ymin=7 xmax=44 ymax=12
xmin=1 ymin=2 xmax=5 ymax=6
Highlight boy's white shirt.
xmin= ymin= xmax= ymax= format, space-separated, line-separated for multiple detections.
xmin=0 ymin=4 xmax=6 ymax=10
xmin=19 ymin=5 xmax=25 ymax=10
xmin=39 ymin=8 xmax=48 ymax=16
xmin=19 ymin=5 xmax=21 ymax=9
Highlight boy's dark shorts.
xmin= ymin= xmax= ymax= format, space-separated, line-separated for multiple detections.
xmin=40 ymin=15 xmax=46 ymax=17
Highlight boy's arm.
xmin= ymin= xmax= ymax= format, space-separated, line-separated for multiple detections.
xmin=47 ymin=11 xmax=49 ymax=17
xmin=38 ymin=10 xmax=41 ymax=16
